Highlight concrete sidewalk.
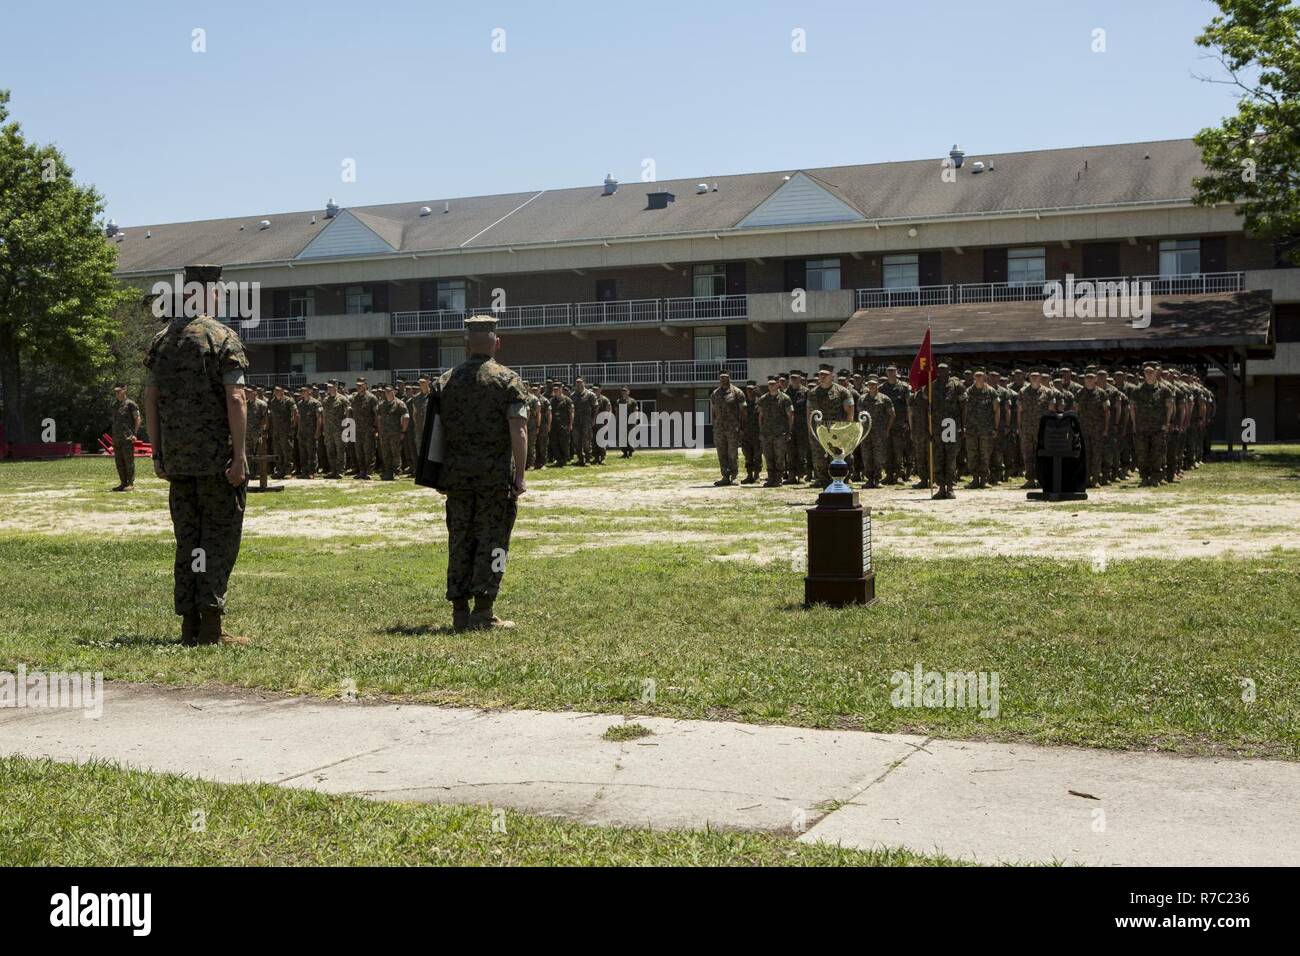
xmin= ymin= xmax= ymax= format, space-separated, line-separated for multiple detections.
xmin=2 ymin=682 xmax=1296 ymax=865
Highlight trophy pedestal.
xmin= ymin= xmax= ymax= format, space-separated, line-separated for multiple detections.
xmin=804 ymin=490 xmax=875 ymax=608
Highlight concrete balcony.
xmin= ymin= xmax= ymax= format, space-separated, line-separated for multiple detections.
xmin=855 ymin=272 xmax=1247 ymax=311
xmin=392 ymin=367 xmax=446 ymax=382
xmin=573 ymin=361 xmax=664 ymax=386
xmin=514 ymin=364 xmax=575 ymax=383
xmin=1244 ymin=268 xmax=1300 ymax=303
xmin=746 ymin=289 xmax=854 ymax=323
xmin=573 ymin=299 xmax=662 ymax=327
xmin=232 ymin=313 xmax=391 ymax=342
xmin=390 ymin=309 xmax=471 ymax=335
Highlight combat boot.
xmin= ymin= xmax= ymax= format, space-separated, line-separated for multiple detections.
xmin=451 ymin=599 xmax=471 ymax=632
xmin=195 ymin=611 xmax=249 ymax=647
xmin=180 ymin=611 xmax=201 ymax=645
xmin=469 ymin=597 xmax=515 ymax=630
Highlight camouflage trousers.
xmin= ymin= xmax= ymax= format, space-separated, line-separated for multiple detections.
xmin=402 ymin=426 xmax=416 ymax=474
xmin=550 ymin=426 xmax=570 ymax=464
xmin=887 ymin=426 xmax=910 ymax=481
xmin=526 ymin=426 xmax=538 ymax=469
xmin=1082 ymin=427 xmax=1105 ymax=486
xmin=1103 ymin=431 xmax=1119 ymax=481
xmin=789 ymin=427 xmax=811 ymax=478
xmin=114 ymin=439 xmax=136 ymax=487
xmin=296 ymin=429 xmax=318 ymax=476
xmin=914 ymin=427 xmax=931 ymax=484
xmin=811 ymin=444 xmax=831 ymax=487
xmin=356 ymin=430 xmax=377 ymax=477
xmin=1005 ymin=429 xmax=1021 ymax=477
xmin=324 ymin=428 xmax=346 ymax=476
xmin=379 ymin=432 xmax=403 ymax=478
xmin=742 ymin=433 xmax=762 ymax=476
xmin=988 ymin=429 xmax=1004 ymax=480
xmin=715 ymin=428 xmax=740 ymax=479
xmin=1135 ymin=430 xmax=1166 ymax=484
xmin=271 ymin=427 xmax=293 ymax=477
xmin=1020 ymin=428 xmax=1039 ymax=483
xmin=1165 ymin=428 xmax=1184 ymax=481
xmin=444 ymin=489 xmax=518 ymax=601
xmin=573 ymin=420 xmax=594 ymax=464
xmin=967 ymin=431 xmax=995 ymax=483
xmin=931 ymin=437 xmax=958 ymax=487
xmin=760 ymin=434 xmax=787 ymax=482
xmin=534 ymin=426 xmax=549 ymax=468
xmin=168 ymin=474 xmax=245 ymax=616
xmin=861 ymin=432 xmax=888 ymax=485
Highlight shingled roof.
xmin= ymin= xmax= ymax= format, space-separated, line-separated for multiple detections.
xmin=819 ymin=291 xmax=1275 ymax=359
xmin=111 ymin=138 xmax=1208 ymax=275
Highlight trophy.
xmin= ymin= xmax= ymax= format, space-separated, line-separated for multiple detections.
xmin=812 ymin=410 xmax=872 ymax=494
xmin=804 ymin=410 xmax=876 ymax=607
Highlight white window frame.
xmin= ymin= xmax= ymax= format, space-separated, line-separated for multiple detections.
xmin=437 ymin=279 xmax=467 ymax=312
xmin=805 ymin=321 xmax=840 ymax=356
xmin=693 ymin=326 xmax=727 ymax=361
xmin=345 ymin=285 xmax=374 ymax=314
xmin=806 ymin=257 xmax=841 ymax=291
xmin=692 ymin=263 xmax=727 ymax=298
xmin=1007 ymin=247 xmax=1046 ymax=285
xmin=289 ymin=289 xmax=316 ymax=318
xmin=289 ymin=348 xmax=317 ymax=376
xmin=346 ymin=341 xmax=374 ymax=372
xmin=1159 ymin=239 xmax=1201 ymax=277
xmin=439 ymin=343 xmax=466 ymax=367
xmin=883 ymin=254 xmax=919 ymax=289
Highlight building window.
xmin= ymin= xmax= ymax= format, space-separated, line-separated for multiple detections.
xmin=1007 ymin=247 xmax=1046 ymax=285
xmin=345 ymin=286 xmax=374 ymax=314
xmin=693 ymin=263 xmax=727 ymax=298
xmin=289 ymin=348 xmax=317 ymax=375
xmin=437 ymin=279 xmax=466 ymax=311
xmin=1159 ymin=239 xmax=1201 ymax=276
xmin=346 ymin=342 xmax=374 ymax=372
xmin=806 ymin=321 xmax=840 ymax=355
xmin=289 ymin=289 xmax=316 ymax=318
xmin=806 ymin=258 xmax=841 ymax=291
xmin=696 ymin=394 xmax=712 ymax=426
xmin=883 ymin=254 xmax=919 ymax=289
xmin=439 ymin=343 xmax=466 ymax=367
xmin=693 ymin=327 xmax=727 ymax=361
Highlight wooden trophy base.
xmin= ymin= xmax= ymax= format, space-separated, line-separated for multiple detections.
xmin=804 ymin=490 xmax=876 ymax=608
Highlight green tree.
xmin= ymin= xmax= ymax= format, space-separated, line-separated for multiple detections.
xmin=1192 ymin=0 xmax=1300 ymax=263
xmin=0 ymin=89 xmax=128 ymax=445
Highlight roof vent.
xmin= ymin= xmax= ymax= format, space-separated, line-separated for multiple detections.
xmin=325 ymin=198 xmax=340 ymax=219
xmin=646 ymin=190 xmax=675 ymax=210
xmin=443 ymin=201 xmax=450 ymax=213
xmin=697 ymin=183 xmax=709 ymax=194
xmin=419 ymin=206 xmax=432 ymax=216
xmin=949 ymin=144 xmax=965 ymax=169
xmin=146 ymin=230 xmax=152 ymax=239
xmin=311 ymin=215 xmax=317 ymax=224
xmin=970 ymin=161 xmax=985 ymax=174
xmin=105 ymin=218 xmax=119 ymax=238
xmin=259 ymin=219 xmax=271 ymax=230
xmin=712 ymin=183 xmax=718 ymax=192
xmin=602 ymin=173 xmax=618 ymax=196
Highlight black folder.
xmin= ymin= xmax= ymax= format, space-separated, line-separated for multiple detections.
xmin=414 ymin=390 xmax=444 ymax=489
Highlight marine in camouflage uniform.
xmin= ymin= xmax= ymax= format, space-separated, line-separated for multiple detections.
xmin=593 ymin=386 xmax=612 ymax=463
xmin=1097 ymin=369 xmax=1123 ymax=483
xmin=244 ymin=386 xmax=268 ymax=464
xmin=787 ymin=373 xmax=811 ymax=481
xmin=1075 ymin=372 xmax=1110 ymax=488
xmin=144 ymin=264 xmax=249 ymax=646
xmin=321 ymin=381 xmax=350 ymax=478
xmin=963 ymin=372 xmax=999 ymax=489
xmin=267 ymin=386 xmax=297 ymax=479
xmin=436 ymin=315 xmax=529 ymax=631
xmin=534 ymin=387 xmax=551 ymax=468
xmin=295 ymin=386 xmax=323 ymax=478
xmin=571 ymin=379 xmax=599 ymax=466
xmin=376 ymin=385 xmax=409 ymax=481
xmin=755 ymin=377 xmax=793 ymax=486
xmin=805 ymin=365 xmax=855 ymax=487
xmin=1132 ymin=365 xmax=1173 ymax=486
xmin=740 ymin=382 xmax=762 ymax=483
xmin=349 ymin=380 xmax=379 ymax=479
xmin=878 ymin=368 xmax=911 ymax=484
xmin=615 ymin=387 xmax=637 ymax=458
xmin=111 ymin=384 xmax=141 ymax=490
xmin=548 ymin=384 xmax=573 ymax=465
xmin=910 ymin=383 xmax=931 ymax=489
xmin=710 ymin=373 xmax=746 ymax=486
xmin=1017 ymin=372 xmax=1048 ymax=488
xmin=929 ymin=364 xmax=966 ymax=499
xmin=523 ymin=383 xmax=540 ymax=469
xmin=1161 ymin=369 xmax=1187 ymax=483
xmin=857 ymin=378 xmax=894 ymax=488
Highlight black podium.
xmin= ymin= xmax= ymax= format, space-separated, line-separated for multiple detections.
xmin=804 ymin=456 xmax=876 ymax=607
xmin=1028 ymin=412 xmax=1087 ymax=502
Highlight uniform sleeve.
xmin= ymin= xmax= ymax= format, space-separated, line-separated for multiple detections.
xmin=504 ymin=373 xmax=529 ymax=419
xmin=218 ymin=331 xmax=249 ymax=385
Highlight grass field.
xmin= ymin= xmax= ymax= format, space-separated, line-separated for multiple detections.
xmin=1 ymin=447 xmax=1298 ymax=759
xmin=0 ymin=756 xmax=960 ymax=866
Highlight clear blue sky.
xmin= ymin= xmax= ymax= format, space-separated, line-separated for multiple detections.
xmin=2 ymin=0 xmax=1241 ymax=226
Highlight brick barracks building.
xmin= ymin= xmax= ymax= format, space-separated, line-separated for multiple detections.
xmin=111 ymin=139 xmax=1298 ymax=444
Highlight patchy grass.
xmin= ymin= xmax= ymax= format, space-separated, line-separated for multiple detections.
xmin=603 ymin=723 xmax=654 ymax=742
xmin=0 ymin=756 xmax=959 ymax=866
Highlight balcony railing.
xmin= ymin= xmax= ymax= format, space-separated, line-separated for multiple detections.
xmin=663 ymin=294 xmax=748 ymax=322
xmin=246 ymin=372 xmax=306 ymax=388
xmin=226 ymin=317 xmax=307 ymax=341
xmin=390 ymin=309 xmax=471 ymax=335
xmin=664 ymin=359 xmax=748 ymax=384
xmin=573 ymin=299 xmax=662 ymax=326
xmin=855 ymin=285 xmax=953 ymax=310
xmin=857 ymin=272 xmax=1246 ymax=311
xmin=494 ymin=303 xmax=572 ymax=330
xmin=574 ymin=361 xmax=664 ymax=386
xmin=513 ymin=364 xmax=575 ymax=383
xmin=392 ymin=367 xmax=446 ymax=382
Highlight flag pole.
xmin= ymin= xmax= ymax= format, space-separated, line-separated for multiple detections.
xmin=927 ymin=318 xmax=934 ymax=497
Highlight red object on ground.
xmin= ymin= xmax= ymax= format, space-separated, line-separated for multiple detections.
xmin=97 ymin=433 xmax=153 ymax=457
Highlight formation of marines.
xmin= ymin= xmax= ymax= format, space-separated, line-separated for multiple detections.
xmin=707 ymin=360 xmax=1216 ymax=497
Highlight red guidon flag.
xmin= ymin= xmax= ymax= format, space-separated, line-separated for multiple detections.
xmin=909 ymin=328 xmax=934 ymax=391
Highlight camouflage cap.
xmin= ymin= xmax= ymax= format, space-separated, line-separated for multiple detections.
xmin=465 ymin=315 xmax=498 ymax=333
